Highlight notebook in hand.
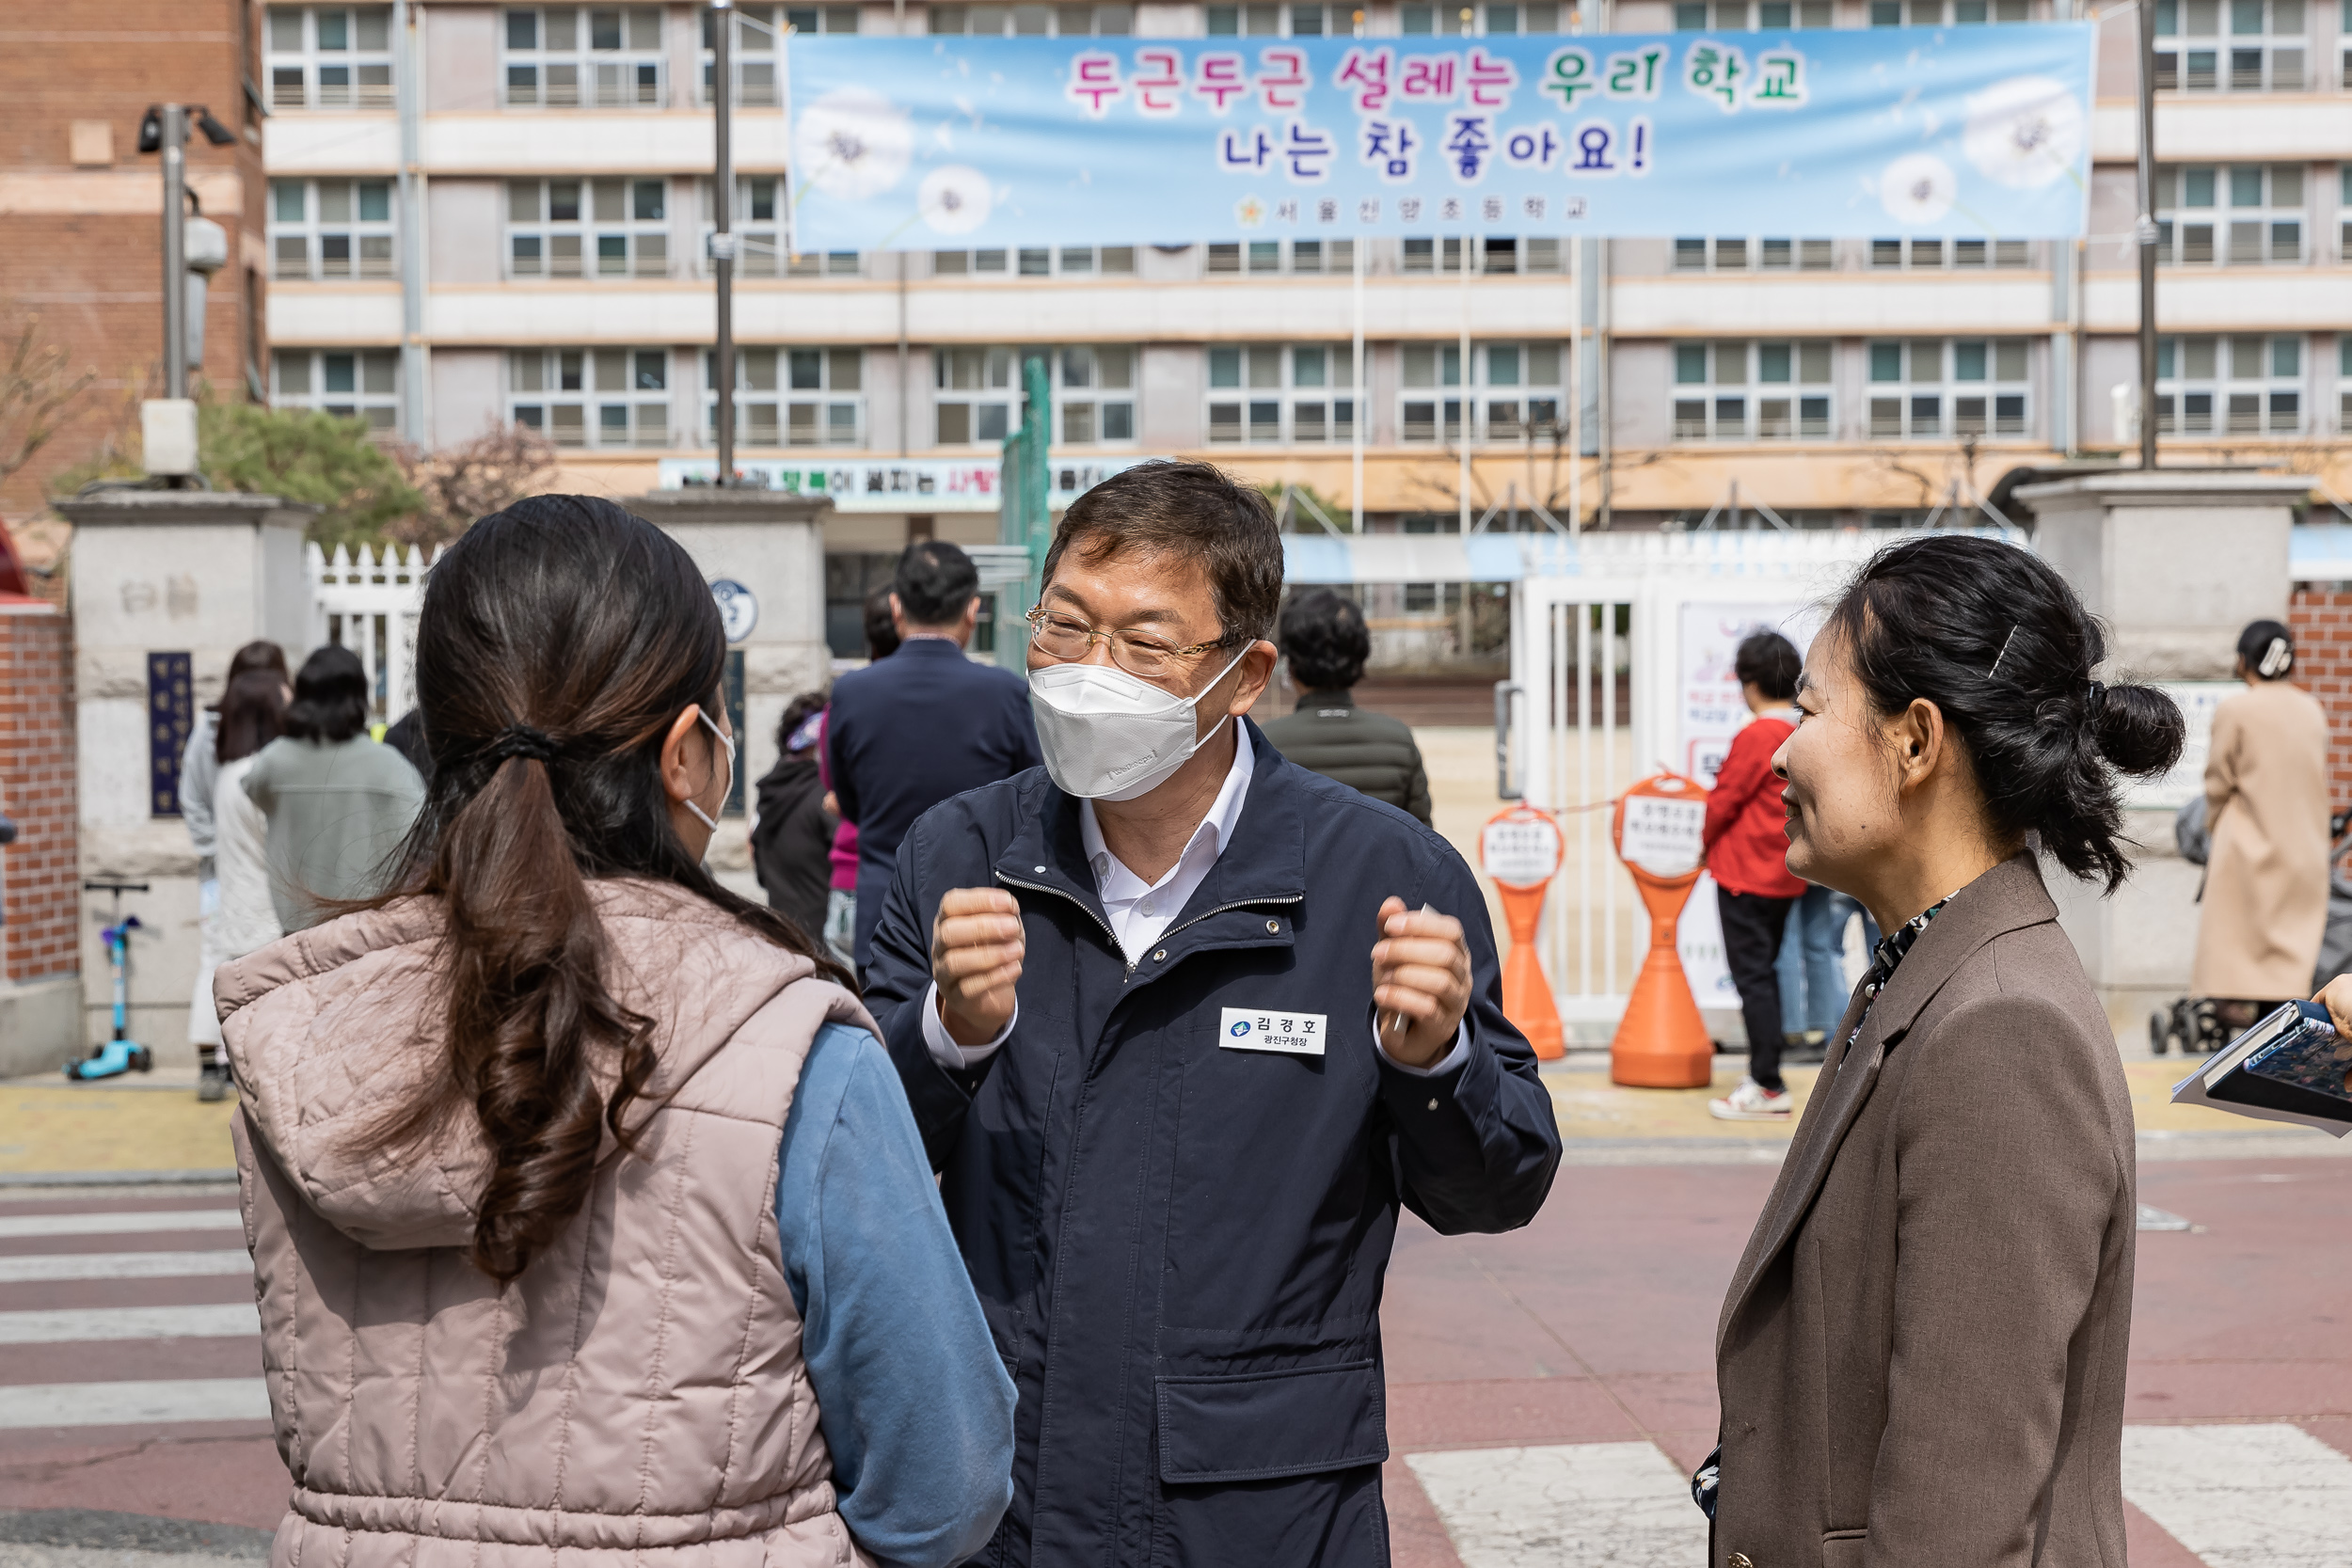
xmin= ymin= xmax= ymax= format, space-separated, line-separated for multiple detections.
xmin=2169 ymin=1001 xmax=2352 ymax=1137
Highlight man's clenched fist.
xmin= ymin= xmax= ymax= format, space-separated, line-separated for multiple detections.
xmin=932 ymin=887 xmax=1025 ymax=1047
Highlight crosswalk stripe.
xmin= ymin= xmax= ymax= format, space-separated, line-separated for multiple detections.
xmin=0 ymin=1250 xmax=253 ymax=1284
xmin=0 ymin=1210 xmax=241 ymax=1240
xmin=0 ymin=1303 xmax=261 ymax=1345
xmin=2122 ymin=1422 xmax=2352 ymax=1567
xmin=0 ymin=1378 xmax=270 ymax=1430
xmin=1408 ymin=1442 xmax=1710 ymax=1568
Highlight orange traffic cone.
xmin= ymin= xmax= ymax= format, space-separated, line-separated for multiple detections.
xmin=1611 ymin=871 xmax=1713 ymax=1087
xmin=1497 ymin=881 xmax=1565 ymax=1059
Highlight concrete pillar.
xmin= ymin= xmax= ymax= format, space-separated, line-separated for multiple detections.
xmin=624 ymin=490 xmax=834 ymax=901
xmin=2014 ymin=469 xmax=2314 ymax=1038
xmin=54 ymin=491 xmax=318 ymax=1062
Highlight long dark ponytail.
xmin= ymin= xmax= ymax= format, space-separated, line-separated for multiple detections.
xmin=369 ymin=495 xmax=848 ymax=1285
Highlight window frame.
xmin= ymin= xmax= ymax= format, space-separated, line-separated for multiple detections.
xmin=1866 ymin=0 xmax=2032 ymax=22
xmin=705 ymin=346 xmax=866 ymax=448
xmin=507 ymin=177 xmax=673 ymax=280
xmin=1400 ymin=1 xmax=1566 ymax=33
xmin=1206 ymin=343 xmax=1358 ymax=446
xmin=930 ymin=345 xmax=1138 ymax=448
xmin=507 ymin=346 xmax=675 ymax=448
xmin=936 ymin=245 xmax=1137 ymax=278
xmin=1863 ymin=337 xmax=2032 ymax=441
xmin=265 ymin=6 xmax=395 ymax=110
xmin=2155 ymin=332 xmax=2304 ymax=436
xmin=272 ymin=347 xmax=401 ymax=430
xmin=1674 ymin=0 xmax=1836 ymax=27
xmin=927 ymin=3 xmax=1136 ymax=35
xmin=1397 ymin=341 xmax=1565 ymax=445
xmin=1671 ymin=340 xmax=1835 ymax=441
xmin=1672 ymin=236 xmax=1836 ymax=273
xmin=2154 ymin=163 xmax=2305 ymax=265
xmin=2153 ymin=0 xmax=2308 ymax=92
xmin=269 ymin=177 xmax=397 ymax=281
xmin=501 ymin=6 xmax=667 ymax=109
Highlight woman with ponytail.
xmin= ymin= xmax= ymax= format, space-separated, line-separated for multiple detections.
xmin=2191 ymin=618 xmax=2331 ymax=1022
xmin=215 ymin=497 xmax=1013 ymax=1568
xmin=1701 ymin=534 xmax=2185 ymax=1568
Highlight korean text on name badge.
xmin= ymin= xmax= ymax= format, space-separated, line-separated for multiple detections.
xmin=1219 ymin=1007 xmax=1328 ymax=1056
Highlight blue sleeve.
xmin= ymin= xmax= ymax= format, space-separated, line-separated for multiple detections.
xmin=776 ymin=1022 xmax=1016 ymax=1568
xmin=826 ymin=678 xmax=863 ymax=828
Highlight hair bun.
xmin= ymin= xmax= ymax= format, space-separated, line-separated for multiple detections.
xmin=2091 ymin=681 xmax=2186 ymax=779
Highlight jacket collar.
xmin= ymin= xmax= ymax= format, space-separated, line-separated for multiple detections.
xmin=992 ymin=717 xmax=1307 ymax=942
xmin=1716 ymin=852 xmax=2058 ymax=1351
xmin=1295 ymin=688 xmax=1355 ymax=712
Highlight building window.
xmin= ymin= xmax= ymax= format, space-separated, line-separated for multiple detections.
xmin=932 ymin=346 xmax=1128 ymax=444
xmin=1673 ymin=237 xmax=1835 ymax=272
xmin=509 ymin=348 xmax=672 ymax=447
xmin=502 ymin=7 xmax=664 ymax=107
xmin=707 ymin=348 xmax=863 ymax=447
xmin=1401 ymin=1 xmax=1565 ymax=32
xmin=2339 ymin=334 xmax=2350 ymax=434
xmin=1675 ymin=0 xmax=1833 ymax=24
xmin=1867 ymin=237 xmax=2033 ymax=269
xmin=929 ymin=3 xmax=1135 ymax=34
xmin=265 ymin=7 xmax=394 ymax=109
xmin=1208 ymin=344 xmax=1354 ymax=444
xmin=273 ymin=349 xmax=399 ymax=430
xmin=701 ymin=7 xmax=852 ymax=107
xmin=2156 ymin=334 xmax=2302 ymax=435
xmin=1400 ymin=342 xmax=1561 ymax=443
xmin=2159 ymin=164 xmax=2305 ymax=264
xmin=697 ymin=178 xmax=855 ymax=277
xmin=1865 ymin=338 xmax=2029 ymax=439
xmin=508 ymin=179 xmax=670 ymax=278
xmin=2154 ymin=0 xmax=2307 ymax=91
xmin=1205 ymin=240 xmax=1359 ymax=275
xmin=1868 ymin=0 xmax=2029 ymax=20
xmin=2342 ymin=166 xmax=2352 ymax=260
xmin=1209 ymin=3 xmax=1342 ymax=34
xmin=269 ymin=179 xmax=395 ymax=280
xmin=1673 ymin=341 xmax=1832 ymax=440
xmin=936 ymin=246 xmax=1136 ymax=277
xmin=1397 ymin=237 xmax=1562 ymax=275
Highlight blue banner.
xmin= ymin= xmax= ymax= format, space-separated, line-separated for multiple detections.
xmin=786 ymin=25 xmax=2091 ymax=250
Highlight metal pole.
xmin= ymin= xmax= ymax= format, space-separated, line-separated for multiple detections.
xmin=1458 ymin=233 xmax=1471 ymax=534
xmin=162 ymin=103 xmax=187 ymax=398
xmin=396 ymin=1 xmax=428 ymax=441
xmin=1350 ymin=238 xmax=1364 ymax=532
xmin=712 ymin=0 xmax=737 ymax=485
xmin=2135 ymin=0 xmax=2157 ymax=470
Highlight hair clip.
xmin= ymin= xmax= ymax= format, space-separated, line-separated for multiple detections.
xmin=1986 ymin=625 xmax=2022 ymax=682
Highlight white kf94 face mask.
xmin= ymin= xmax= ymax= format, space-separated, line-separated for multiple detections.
xmin=1028 ymin=645 xmax=1251 ymax=802
xmin=683 ymin=705 xmax=736 ymax=832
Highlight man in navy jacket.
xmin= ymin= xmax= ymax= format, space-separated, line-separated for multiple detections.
xmin=826 ymin=539 xmax=1041 ymax=971
xmin=865 ymin=462 xmax=1562 ymax=1568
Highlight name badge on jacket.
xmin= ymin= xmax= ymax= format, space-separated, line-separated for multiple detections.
xmin=1219 ymin=1008 xmax=1327 ymax=1056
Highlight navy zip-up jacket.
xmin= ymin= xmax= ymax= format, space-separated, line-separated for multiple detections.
xmin=866 ymin=721 xmax=1563 ymax=1567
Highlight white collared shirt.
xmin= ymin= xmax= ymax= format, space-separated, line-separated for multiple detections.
xmin=923 ymin=723 xmax=1466 ymax=1076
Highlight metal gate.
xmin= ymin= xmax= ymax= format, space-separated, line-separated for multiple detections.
xmin=310 ymin=543 xmax=436 ymax=727
xmin=1503 ymin=531 xmax=1944 ymax=1030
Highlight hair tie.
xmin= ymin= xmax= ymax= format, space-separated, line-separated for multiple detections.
xmin=2085 ymin=679 xmax=2106 ymax=720
xmin=485 ymin=724 xmax=559 ymax=765
xmin=1986 ymin=625 xmax=2021 ymax=682
xmin=2259 ymin=636 xmax=2293 ymax=679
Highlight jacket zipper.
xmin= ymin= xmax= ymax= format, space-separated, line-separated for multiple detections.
xmin=994 ymin=875 xmax=1303 ymax=981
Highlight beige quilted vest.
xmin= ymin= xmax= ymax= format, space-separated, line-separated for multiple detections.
xmin=219 ymin=880 xmax=880 ymax=1568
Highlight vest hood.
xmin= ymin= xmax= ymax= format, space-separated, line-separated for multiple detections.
xmin=217 ymin=877 xmax=871 ymax=1253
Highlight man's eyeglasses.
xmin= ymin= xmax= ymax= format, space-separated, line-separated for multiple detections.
xmin=1025 ymin=608 xmax=1234 ymax=680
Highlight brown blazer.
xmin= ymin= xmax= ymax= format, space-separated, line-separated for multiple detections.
xmin=1712 ymin=854 xmax=2136 ymax=1568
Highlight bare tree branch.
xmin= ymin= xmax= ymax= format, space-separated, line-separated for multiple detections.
xmin=0 ymin=310 xmax=98 ymax=487
xmin=390 ymin=423 xmax=561 ymax=549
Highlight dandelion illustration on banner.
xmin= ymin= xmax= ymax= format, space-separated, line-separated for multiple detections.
xmin=784 ymin=25 xmax=2095 ymax=249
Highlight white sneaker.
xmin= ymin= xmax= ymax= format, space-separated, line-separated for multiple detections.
xmin=1708 ymin=1077 xmax=1792 ymax=1121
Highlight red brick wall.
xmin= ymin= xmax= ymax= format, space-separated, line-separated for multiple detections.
xmin=0 ymin=610 xmax=78 ymax=984
xmin=2289 ymin=588 xmax=2352 ymax=810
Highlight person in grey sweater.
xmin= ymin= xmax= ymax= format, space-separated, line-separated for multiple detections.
xmin=1256 ymin=587 xmax=1434 ymax=826
xmin=243 ymin=645 xmax=424 ymax=932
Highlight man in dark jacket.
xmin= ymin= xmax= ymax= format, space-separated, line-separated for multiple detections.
xmin=751 ymin=689 xmax=834 ymax=943
xmin=1258 ymin=587 xmax=1434 ymax=826
xmin=826 ymin=539 xmax=1041 ymax=969
xmin=866 ymin=461 xmax=1562 ymax=1568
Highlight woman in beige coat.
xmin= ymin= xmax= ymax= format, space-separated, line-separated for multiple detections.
xmin=2191 ymin=619 xmax=2331 ymax=1020
xmin=1702 ymin=535 xmax=2185 ymax=1567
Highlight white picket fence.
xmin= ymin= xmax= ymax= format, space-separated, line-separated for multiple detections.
xmin=309 ymin=543 xmax=438 ymax=727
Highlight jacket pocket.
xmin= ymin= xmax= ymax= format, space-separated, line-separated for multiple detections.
xmin=1154 ymin=1360 xmax=1387 ymax=1484
xmin=1821 ymin=1528 xmax=1867 ymax=1568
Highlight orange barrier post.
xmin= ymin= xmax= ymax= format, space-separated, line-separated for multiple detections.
xmin=1609 ymin=774 xmax=1715 ymax=1089
xmin=1479 ymin=805 xmax=1565 ymax=1060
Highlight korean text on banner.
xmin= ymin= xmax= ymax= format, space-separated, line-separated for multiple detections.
xmin=787 ymin=24 xmax=2092 ymax=250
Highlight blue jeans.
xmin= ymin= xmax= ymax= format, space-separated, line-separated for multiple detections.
xmin=1776 ymin=885 xmax=1866 ymax=1037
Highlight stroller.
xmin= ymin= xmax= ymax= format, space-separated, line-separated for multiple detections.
xmin=2151 ymin=800 xmax=2352 ymax=1055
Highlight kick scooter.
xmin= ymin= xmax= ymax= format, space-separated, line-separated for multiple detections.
xmin=66 ymin=879 xmax=154 ymax=1080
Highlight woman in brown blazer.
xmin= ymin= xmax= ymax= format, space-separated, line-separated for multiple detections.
xmin=1703 ymin=535 xmax=2185 ymax=1568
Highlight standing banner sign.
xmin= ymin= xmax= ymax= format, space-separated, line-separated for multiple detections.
xmin=1611 ymin=773 xmax=1714 ymax=1089
xmin=1479 ymin=804 xmax=1566 ymax=1061
xmin=787 ymin=25 xmax=2092 ymax=250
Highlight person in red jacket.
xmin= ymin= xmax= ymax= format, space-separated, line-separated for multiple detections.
xmin=1703 ymin=630 xmax=1807 ymax=1120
